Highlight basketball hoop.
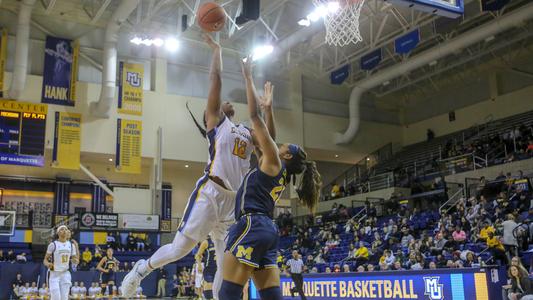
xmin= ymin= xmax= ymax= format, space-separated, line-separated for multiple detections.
xmin=312 ymin=0 xmax=365 ymax=47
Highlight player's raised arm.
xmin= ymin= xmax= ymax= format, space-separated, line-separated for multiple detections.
xmin=203 ymin=33 xmax=223 ymax=132
xmin=260 ymin=81 xmax=276 ymax=141
xmin=241 ymin=57 xmax=281 ymax=177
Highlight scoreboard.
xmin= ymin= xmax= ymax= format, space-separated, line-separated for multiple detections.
xmin=387 ymin=0 xmax=464 ymax=18
xmin=0 ymin=100 xmax=47 ymax=167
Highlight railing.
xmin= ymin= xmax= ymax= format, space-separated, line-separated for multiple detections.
xmin=439 ymin=188 xmax=465 ymax=214
xmin=323 ymin=172 xmax=395 ymax=201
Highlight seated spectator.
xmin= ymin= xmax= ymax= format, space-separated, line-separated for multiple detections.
xmin=39 ymin=283 xmax=50 ymax=299
xmin=0 ymin=249 xmax=4 ymax=262
xmin=20 ymin=282 xmax=31 ymax=299
xmin=127 ymin=232 xmax=136 ymax=251
xmin=79 ymin=282 xmax=87 ymax=299
xmin=400 ymin=228 xmax=414 ymax=248
xmin=356 ymin=265 xmax=365 ymax=272
xmin=354 ymin=241 xmax=369 ymax=266
xmin=342 ymin=264 xmax=350 ymax=273
xmin=393 ymin=261 xmax=404 ymax=271
xmin=510 ymin=256 xmax=529 ymax=277
xmin=310 ymin=267 xmax=318 ymax=274
xmin=71 ymin=281 xmax=81 ymax=299
xmin=325 ymin=235 xmax=339 ymax=249
xmin=478 ymin=222 xmax=495 ymax=243
xmin=325 ymin=267 xmax=332 ymax=273
xmin=16 ymin=252 xmax=27 ymax=263
xmin=88 ymin=282 xmax=100 ymax=299
xmin=463 ymin=251 xmax=476 ymax=268
xmin=334 ymin=264 xmax=341 ymax=273
xmin=508 ymin=265 xmax=533 ymax=300
xmin=486 ymin=231 xmax=508 ymax=265
xmin=430 ymin=232 xmax=447 ymax=255
xmin=451 ymin=226 xmax=467 ymax=246
xmin=7 ymin=249 xmax=15 ymax=262
xmin=122 ymin=261 xmax=131 ymax=272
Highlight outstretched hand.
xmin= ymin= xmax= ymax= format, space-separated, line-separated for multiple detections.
xmin=241 ymin=55 xmax=253 ymax=79
xmin=202 ymin=33 xmax=220 ymax=50
xmin=259 ymin=81 xmax=274 ymax=109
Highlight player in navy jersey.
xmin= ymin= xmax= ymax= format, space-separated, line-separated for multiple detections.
xmin=218 ymin=57 xmax=322 ymax=300
xmin=196 ymin=238 xmax=217 ymax=299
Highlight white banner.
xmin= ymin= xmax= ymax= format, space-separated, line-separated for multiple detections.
xmin=119 ymin=214 xmax=159 ymax=230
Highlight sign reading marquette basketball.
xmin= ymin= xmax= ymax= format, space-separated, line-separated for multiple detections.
xmin=118 ymin=62 xmax=144 ymax=116
xmin=116 ymin=119 xmax=142 ymax=174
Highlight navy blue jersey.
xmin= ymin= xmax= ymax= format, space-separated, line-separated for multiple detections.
xmin=202 ymin=238 xmax=216 ymax=270
xmin=235 ymin=166 xmax=287 ymax=219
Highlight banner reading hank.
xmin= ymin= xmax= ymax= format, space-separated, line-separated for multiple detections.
xmin=52 ymin=112 xmax=81 ymax=170
xmin=41 ymin=36 xmax=79 ymax=106
xmin=0 ymin=28 xmax=7 ymax=98
xmin=116 ymin=119 xmax=142 ymax=174
xmin=118 ymin=62 xmax=144 ymax=115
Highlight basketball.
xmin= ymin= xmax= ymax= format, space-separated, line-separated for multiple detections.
xmin=197 ymin=2 xmax=226 ymax=32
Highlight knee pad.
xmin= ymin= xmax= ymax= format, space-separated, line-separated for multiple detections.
xmin=203 ymin=289 xmax=214 ymax=299
xmin=218 ymin=280 xmax=243 ymax=300
xmin=259 ymin=286 xmax=283 ymax=300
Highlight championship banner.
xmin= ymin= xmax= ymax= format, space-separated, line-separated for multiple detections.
xmin=395 ymin=29 xmax=420 ymax=55
xmin=330 ymin=65 xmax=350 ymax=85
xmin=52 ymin=112 xmax=81 ymax=170
xmin=360 ymin=48 xmax=382 ymax=71
xmin=0 ymin=28 xmax=7 ymax=98
xmin=41 ymin=36 xmax=79 ymax=106
xmin=250 ymin=268 xmax=500 ymax=300
xmin=118 ymin=62 xmax=143 ymax=115
xmin=116 ymin=119 xmax=142 ymax=174
xmin=119 ymin=214 xmax=159 ymax=230
xmin=0 ymin=100 xmax=47 ymax=167
xmin=481 ymin=0 xmax=510 ymax=11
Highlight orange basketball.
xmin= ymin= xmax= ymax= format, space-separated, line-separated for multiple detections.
xmin=197 ymin=2 xmax=226 ymax=32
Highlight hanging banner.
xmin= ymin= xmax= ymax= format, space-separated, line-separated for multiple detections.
xmin=480 ymin=0 xmax=510 ymax=11
xmin=116 ymin=119 xmax=142 ymax=174
xmin=360 ymin=48 xmax=382 ymax=71
xmin=41 ymin=36 xmax=79 ymax=106
xmin=330 ymin=65 xmax=350 ymax=85
xmin=52 ymin=112 xmax=81 ymax=170
xmin=119 ymin=214 xmax=159 ymax=231
xmin=0 ymin=100 xmax=47 ymax=167
xmin=161 ymin=185 xmax=172 ymax=232
xmin=118 ymin=62 xmax=144 ymax=116
xmin=395 ymin=29 xmax=420 ymax=55
xmin=0 ymin=29 xmax=7 ymax=98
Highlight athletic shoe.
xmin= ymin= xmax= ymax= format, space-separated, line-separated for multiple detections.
xmin=120 ymin=259 xmax=145 ymax=298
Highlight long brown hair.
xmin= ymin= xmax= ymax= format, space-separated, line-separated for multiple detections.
xmin=285 ymin=146 xmax=322 ymax=213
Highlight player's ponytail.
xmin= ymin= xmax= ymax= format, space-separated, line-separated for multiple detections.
xmin=186 ymin=102 xmax=207 ymax=138
xmin=285 ymin=145 xmax=322 ymax=213
xmin=297 ymin=160 xmax=322 ymax=214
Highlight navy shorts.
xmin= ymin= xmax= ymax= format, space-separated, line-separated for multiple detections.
xmin=203 ymin=266 xmax=216 ymax=283
xmin=226 ymin=214 xmax=279 ymax=269
xmin=100 ymin=272 xmax=115 ymax=284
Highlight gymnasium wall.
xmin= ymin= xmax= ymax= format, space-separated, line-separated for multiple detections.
xmin=401 ymin=84 xmax=533 ymax=145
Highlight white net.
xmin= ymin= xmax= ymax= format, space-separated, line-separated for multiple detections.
xmin=312 ymin=0 xmax=365 ymax=47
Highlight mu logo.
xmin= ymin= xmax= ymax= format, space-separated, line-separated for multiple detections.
xmin=424 ymin=277 xmax=444 ymax=300
xmin=126 ymin=71 xmax=142 ymax=87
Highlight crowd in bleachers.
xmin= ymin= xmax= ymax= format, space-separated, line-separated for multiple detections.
xmin=277 ymin=170 xmax=533 ymax=291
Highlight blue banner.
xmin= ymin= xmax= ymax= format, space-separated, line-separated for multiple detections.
xmin=481 ymin=0 xmax=510 ymax=11
xmin=41 ymin=36 xmax=79 ymax=106
xmin=162 ymin=185 xmax=172 ymax=220
xmin=360 ymin=49 xmax=382 ymax=70
xmin=250 ymin=268 xmax=501 ymax=300
xmin=330 ymin=65 xmax=350 ymax=85
xmin=395 ymin=29 xmax=420 ymax=54
xmin=0 ymin=153 xmax=44 ymax=166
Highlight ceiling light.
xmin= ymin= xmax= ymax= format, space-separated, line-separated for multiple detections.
xmin=366 ymin=157 xmax=371 ymax=161
xmin=383 ymin=80 xmax=390 ymax=86
xmin=165 ymin=37 xmax=179 ymax=52
xmin=130 ymin=37 xmax=142 ymax=45
xmin=153 ymin=38 xmax=164 ymax=47
xmin=429 ymin=60 xmax=438 ymax=66
xmin=335 ymin=154 xmax=339 ymax=158
xmin=485 ymin=35 xmax=495 ymax=42
xmin=298 ymin=19 xmax=311 ymax=27
xmin=185 ymin=164 xmax=189 ymax=168
xmin=108 ymin=158 xmax=113 ymax=162
xmin=252 ymin=44 xmax=274 ymax=61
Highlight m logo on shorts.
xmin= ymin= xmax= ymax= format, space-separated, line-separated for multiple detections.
xmin=236 ymin=246 xmax=253 ymax=260
xmin=424 ymin=277 xmax=443 ymax=300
